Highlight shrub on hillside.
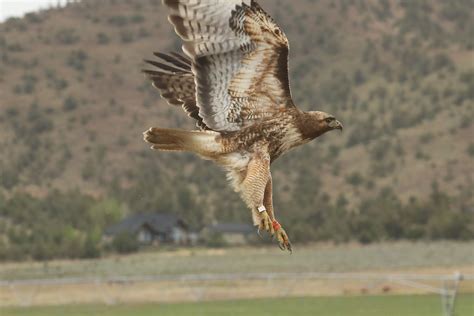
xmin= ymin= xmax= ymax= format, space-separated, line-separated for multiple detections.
xmin=63 ymin=96 xmax=78 ymax=111
xmin=28 ymin=103 xmax=54 ymax=134
xmin=467 ymin=143 xmax=474 ymax=157
xmin=13 ymin=74 xmax=36 ymax=94
xmin=346 ymin=172 xmax=364 ymax=187
xmin=66 ymin=50 xmax=88 ymax=71
xmin=56 ymin=28 xmax=80 ymax=45
xmin=97 ymin=32 xmax=110 ymax=45
xmin=108 ymin=15 xmax=128 ymax=27
xmin=120 ymin=30 xmax=134 ymax=43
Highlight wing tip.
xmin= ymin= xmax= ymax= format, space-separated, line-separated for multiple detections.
xmin=153 ymin=52 xmax=192 ymax=71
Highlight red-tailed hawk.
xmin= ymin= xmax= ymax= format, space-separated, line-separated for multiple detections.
xmin=143 ymin=0 xmax=343 ymax=252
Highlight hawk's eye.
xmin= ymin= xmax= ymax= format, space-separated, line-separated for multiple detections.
xmin=274 ymin=29 xmax=281 ymax=35
xmin=325 ymin=118 xmax=334 ymax=123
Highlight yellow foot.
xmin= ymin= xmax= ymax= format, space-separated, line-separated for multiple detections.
xmin=256 ymin=208 xmax=274 ymax=236
xmin=273 ymin=221 xmax=292 ymax=253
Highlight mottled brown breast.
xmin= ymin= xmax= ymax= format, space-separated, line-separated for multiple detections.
xmin=219 ymin=108 xmax=305 ymax=161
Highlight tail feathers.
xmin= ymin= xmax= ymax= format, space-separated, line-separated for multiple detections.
xmin=143 ymin=127 xmax=220 ymax=154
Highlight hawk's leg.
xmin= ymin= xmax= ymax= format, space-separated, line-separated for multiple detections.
xmin=264 ymin=176 xmax=292 ymax=253
xmin=239 ymin=146 xmax=273 ymax=235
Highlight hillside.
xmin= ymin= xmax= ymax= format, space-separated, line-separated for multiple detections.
xmin=0 ymin=0 xmax=473 ymax=259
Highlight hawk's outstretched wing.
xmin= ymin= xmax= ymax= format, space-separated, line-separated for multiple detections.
xmin=161 ymin=0 xmax=294 ymax=133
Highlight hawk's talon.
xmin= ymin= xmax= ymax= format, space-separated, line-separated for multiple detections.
xmin=275 ymin=226 xmax=292 ymax=253
xmin=257 ymin=211 xmax=273 ymax=235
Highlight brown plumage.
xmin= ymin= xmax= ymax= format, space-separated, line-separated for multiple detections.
xmin=143 ymin=0 xmax=343 ymax=251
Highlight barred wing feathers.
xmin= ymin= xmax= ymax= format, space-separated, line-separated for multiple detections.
xmin=143 ymin=53 xmax=209 ymax=130
xmin=163 ymin=0 xmax=294 ymax=132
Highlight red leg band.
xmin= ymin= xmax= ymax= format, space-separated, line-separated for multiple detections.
xmin=272 ymin=220 xmax=281 ymax=231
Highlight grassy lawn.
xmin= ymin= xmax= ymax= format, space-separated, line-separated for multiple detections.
xmin=1 ymin=242 xmax=473 ymax=281
xmin=3 ymin=295 xmax=474 ymax=316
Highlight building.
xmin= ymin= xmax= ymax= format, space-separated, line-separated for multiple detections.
xmin=104 ymin=213 xmax=190 ymax=245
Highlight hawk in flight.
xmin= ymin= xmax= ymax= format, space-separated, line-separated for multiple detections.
xmin=143 ymin=0 xmax=343 ymax=252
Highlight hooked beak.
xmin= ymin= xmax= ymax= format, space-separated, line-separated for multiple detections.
xmin=330 ymin=120 xmax=343 ymax=131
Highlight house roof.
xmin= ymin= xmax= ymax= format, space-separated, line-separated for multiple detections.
xmin=207 ymin=223 xmax=255 ymax=235
xmin=105 ymin=213 xmax=186 ymax=236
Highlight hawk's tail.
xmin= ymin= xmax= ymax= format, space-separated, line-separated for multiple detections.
xmin=143 ymin=127 xmax=220 ymax=155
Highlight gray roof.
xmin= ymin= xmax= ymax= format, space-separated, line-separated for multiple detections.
xmin=105 ymin=213 xmax=186 ymax=236
xmin=207 ymin=223 xmax=255 ymax=235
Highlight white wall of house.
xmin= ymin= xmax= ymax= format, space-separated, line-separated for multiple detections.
xmin=171 ymin=227 xmax=188 ymax=244
xmin=137 ymin=227 xmax=153 ymax=244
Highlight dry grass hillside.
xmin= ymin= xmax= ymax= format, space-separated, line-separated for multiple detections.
xmin=0 ymin=0 xmax=473 ymax=255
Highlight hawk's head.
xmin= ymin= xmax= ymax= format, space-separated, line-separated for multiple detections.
xmin=297 ymin=110 xmax=343 ymax=140
xmin=298 ymin=111 xmax=343 ymax=140
xmin=317 ymin=111 xmax=343 ymax=132
xmin=312 ymin=111 xmax=343 ymax=131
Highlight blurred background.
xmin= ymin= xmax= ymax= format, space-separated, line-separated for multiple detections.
xmin=0 ymin=0 xmax=473 ymax=315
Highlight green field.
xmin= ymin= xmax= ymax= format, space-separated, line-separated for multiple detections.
xmin=3 ymin=295 xmax=474 ymax=316
xmin=2 ymin=242 xmax=473 ymax=281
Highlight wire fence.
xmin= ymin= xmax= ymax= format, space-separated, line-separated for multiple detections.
xmin=3 ymin=271 xmax=473 ymax=286
xmin=1 ymin=272 xmax=473 ymax=315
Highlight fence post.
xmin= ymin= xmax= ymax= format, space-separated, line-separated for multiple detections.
xmin=441 ymin=272 xmax=462 ymax=316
